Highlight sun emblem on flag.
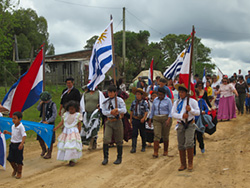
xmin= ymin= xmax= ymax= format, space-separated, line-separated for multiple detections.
xmin=180 ymin=52 xmax=185 ymax=58
xmin=97 ymin=29 xmax=108 ymax=44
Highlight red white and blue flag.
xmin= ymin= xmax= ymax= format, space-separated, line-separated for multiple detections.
xmin=0 ymin=131 xmax=6 ymax=170
xmin=178 ymin=45 xmax=196 ymax=99
xmin=148 ymin=58 xmax=154 ymax=87
xmin=1 ymin=48 xmax=44 ymax=117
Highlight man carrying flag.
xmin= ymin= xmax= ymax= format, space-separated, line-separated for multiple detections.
xmin=171 ymin=26 xmax=199 ymax=171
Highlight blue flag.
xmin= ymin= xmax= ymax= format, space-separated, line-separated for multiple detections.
xmin=0 ymin=117 xmax=54 ymax=149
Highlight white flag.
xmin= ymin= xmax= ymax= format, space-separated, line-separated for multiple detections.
xmin=88 ymin=20 xmax=113 ymax=90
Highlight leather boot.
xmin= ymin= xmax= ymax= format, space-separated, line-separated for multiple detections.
xmin=130 ymin=138 xmax=137 ymax=153
xmin=44 ymin=143 xmax=53 ymax=159
xmin=39 ymin=139 xmax=47 ymax=157
xmin=141 ymin=137 xmax=146 ymax=152
xmin=187 ymin=147 xmax=194 ymax=171
xmin=88 ymin=137 xmax=95 ymax=150
xmin=10 ymin=162 xmax=17 ymax=177
xmin=113 ymin=145 xmax=122 ymax=165
xmin=102 ymin=144 xmax=109 ymax=165
xmin=153 ymin=141 xmax=159 ymax=158
xmin=16 ymin=164 xmax=22 ymax=179
xmin=178 ymin=150 xmax=187 ymax=171
xmin=92 ymin=138 xmax=97 ymax=149
xmin=163 ymin=140 xmax=169 ymax=156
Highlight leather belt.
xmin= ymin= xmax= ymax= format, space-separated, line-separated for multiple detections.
xmin=107 ymin=117 xmax=119 ymax=122
xmin=132 ymin=116 xmax=143 ymax=120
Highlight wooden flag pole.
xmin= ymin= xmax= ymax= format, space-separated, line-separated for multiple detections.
xmin=42 ymin=43 xmax=46 ymax=122
xmin=186 ymin=25 xmax=195 ymax=107
xmin=110 ymin=15 xmax=118 ymax=109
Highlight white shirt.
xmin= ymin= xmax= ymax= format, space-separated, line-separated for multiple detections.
xmin=219 ymin=83 xmax=235 ymax=98
xmin=172 ymin=97 xmax=200 ymax=122
xmin=102 ymin=97 xmax=127 ymax=118
xmin=11 ymin=123 xmax=27 ymax=143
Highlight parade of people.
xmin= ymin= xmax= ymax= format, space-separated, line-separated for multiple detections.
xmin=1 ymin=1 xmax=250 ymax=187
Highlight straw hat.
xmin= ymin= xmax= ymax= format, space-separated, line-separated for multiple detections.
xmin=131 ymin=87 xmax=148 ymax=98
xmin=174 ymin=83 xmax=194 ymax=96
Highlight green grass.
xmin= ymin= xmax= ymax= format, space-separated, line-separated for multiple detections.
xmin=0 ymin=86 xmax=135 ymax=142
xmin=0 ymin=85 xmax=65 ymax=141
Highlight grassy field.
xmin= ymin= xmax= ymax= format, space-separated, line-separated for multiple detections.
xmin=0 ymin=86 xmax=135 ymax=141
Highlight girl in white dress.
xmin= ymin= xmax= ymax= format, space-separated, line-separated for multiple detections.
xmin=54 ymin=101 xmax=82 ymax=166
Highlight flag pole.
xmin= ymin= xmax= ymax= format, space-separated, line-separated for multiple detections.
xmin=187 ymin=25 xmax=195 ymax=107
xmin=42 ymin=43 xmax=46 ymax=122
xmin=110 ymin=15 xmax=118 ymax=109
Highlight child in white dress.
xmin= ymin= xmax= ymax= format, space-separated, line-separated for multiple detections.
xmin=54 ymin=101 xmax=82 ymax=166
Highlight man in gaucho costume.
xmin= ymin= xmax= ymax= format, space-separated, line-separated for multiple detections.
xmin=172 ymin=83 xmax=199 ymax=171
xmin=80 ymin=87 xmax=105 ymax=150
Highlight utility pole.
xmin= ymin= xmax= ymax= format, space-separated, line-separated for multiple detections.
xmin=122 ymin=7 xmax=126 ymax=77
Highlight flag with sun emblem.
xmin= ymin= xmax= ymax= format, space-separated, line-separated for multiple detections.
xmin=88 ymin=20 xmax=113 ymax=90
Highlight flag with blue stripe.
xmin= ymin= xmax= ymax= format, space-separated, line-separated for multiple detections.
xmin=88 ymin=21 xmax=113 ymax=90
xmin=0 ymin=130 xmax=6 ymax=170
xmin=164 ymin=49 xmax=186 ymax=80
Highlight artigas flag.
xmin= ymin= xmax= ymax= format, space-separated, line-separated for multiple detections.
xmin=1 ymin=48 xmax=43 ymax=117
xmin=88 ymin=20 xmax=113 ymax=90
xmin=178 ymin=45 xmax=196 ymax=99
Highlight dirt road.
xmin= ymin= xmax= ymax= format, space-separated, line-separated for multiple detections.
xmin=1 ymin=115 xmax=250 ymax=188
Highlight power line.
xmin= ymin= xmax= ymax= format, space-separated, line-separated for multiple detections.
xmin=197 ymin=27 xmax=250 ymax=36
xmin=54 ymin=0 xmax=121 ymax=9
xmin=114 ymin=19 xmax=123 ymax=32
xmin=126 ymin=9 xmax=164 ymax=36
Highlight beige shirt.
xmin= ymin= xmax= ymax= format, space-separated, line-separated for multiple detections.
xmin=219 ymin=83 xmax=235 ymax=98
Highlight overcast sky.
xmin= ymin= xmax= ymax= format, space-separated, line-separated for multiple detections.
xmin=18 ymin=0 xmax=250 ymax=76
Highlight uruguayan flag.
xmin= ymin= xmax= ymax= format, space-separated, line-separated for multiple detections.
xmin=88 ymin=20 xmax=113 ymax=90
xmin=163 ymin=48 xmax=186 ymax=80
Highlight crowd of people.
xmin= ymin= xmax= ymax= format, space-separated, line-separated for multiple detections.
xmin=2 ymin=68 xmax=250 ymax=179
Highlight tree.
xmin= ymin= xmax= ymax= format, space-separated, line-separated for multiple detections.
xmin=0 ymin=0 xmax=19 ymax=88
xmin=84 ymin=35 xmax=98 ymax=49
xmin=13 ymin=8 xmax=53 ymax=58
xmin=0 ymin=1 xmax=54 ymax=87
xmin=114 ymin=30 xmax=150 ymax=80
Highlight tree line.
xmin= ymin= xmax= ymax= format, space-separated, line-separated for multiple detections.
xmin=1 ymin=0 xmax=214 ymax=86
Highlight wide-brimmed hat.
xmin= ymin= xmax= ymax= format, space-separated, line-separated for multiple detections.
xmin=40 ymin=91 xmax=52 ymax=101
xmin=131 ymin=87 xmax=148 ymax=98
xmin=174 ymin=83 xmax=194 ymax=96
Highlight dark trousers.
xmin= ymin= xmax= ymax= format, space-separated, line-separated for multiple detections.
xmin=7 ymin=143 xmax=24 ymax=165
xmin=194 ymin=130 xmax=204 ymax=155
xmin=132 ymin=119 xmax=146 ymax=147
xmin=236 ymin=93 xmax=246 ymax=114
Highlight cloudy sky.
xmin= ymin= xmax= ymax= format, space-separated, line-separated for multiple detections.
xmin=17 ymin=0 xmax=250 ymax=76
